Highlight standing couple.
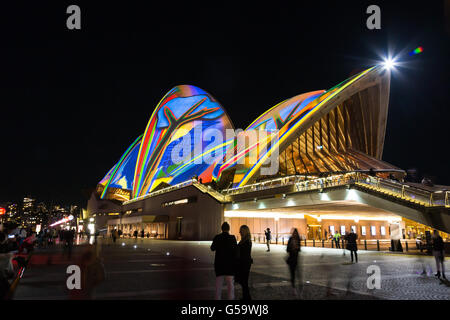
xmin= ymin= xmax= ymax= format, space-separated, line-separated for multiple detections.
xmin=210 ymin=222 xmax=253 ymax=300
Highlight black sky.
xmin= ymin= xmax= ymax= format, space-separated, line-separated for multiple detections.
xmin=1 ymin=1 xmax=449 ymax=206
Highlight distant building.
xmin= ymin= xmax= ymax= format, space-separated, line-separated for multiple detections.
xmin=8 ymin=203 xmax=18 ymax=218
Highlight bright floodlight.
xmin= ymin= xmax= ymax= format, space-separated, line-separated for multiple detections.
xmin=382 ymin=58 xmax=396 ymax=70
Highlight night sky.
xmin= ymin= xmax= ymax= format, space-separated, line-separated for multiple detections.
xmin=1 ymin=1 xmax=449 ymax=206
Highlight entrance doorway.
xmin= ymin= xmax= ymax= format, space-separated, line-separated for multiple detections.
xmin=176 ymin=217 xmax=183 ymax=239
xmin=307 ymin=225 xmax=322 ymax=240
xmin=145 ymin=223 xmax=168 ymax=239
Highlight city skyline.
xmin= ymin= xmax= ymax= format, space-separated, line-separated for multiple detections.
xmin=0 ymin=196 xmax=80 ymax=228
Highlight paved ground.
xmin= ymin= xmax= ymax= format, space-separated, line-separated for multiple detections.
xmin=13 ymin=238 xmax=450 ymax=300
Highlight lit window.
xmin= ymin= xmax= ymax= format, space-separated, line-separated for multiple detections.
xmin=340 ymin=226 xmax=346 ymax=235
xmin=329 ymin=226 xmax=335 ymax=235
xmin=371 ymin=226 xmax=376 ymax=236
xmin=361 ymin=226 xmax=366 ymax=235
xmin=380 ymin=226 xmax=386 ymax=236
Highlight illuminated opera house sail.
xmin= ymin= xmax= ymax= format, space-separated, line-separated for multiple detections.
xmin=96 ymin=85 xmax=234 ymax=202
xmin=89 ymin=65 xmax=450 ymax=241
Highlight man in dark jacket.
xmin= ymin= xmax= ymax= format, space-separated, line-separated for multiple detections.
xmin=287 ymin=228 xmax=301 ymax=296
xmin=63 ymin=229 xmax=75 ymax=259
xmin=211 ymin=222 xmax=237 ymax=300
xmin=265 ymin=228 xmax=272 ymax=252
xmin=432 ymin=230 xmax=446 ymax=279
xmin=345 ymin=229 xmax=358 ymax=263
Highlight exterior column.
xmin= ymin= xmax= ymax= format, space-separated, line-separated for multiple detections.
xmin=275 ymin=217 xmax=279 ymax=243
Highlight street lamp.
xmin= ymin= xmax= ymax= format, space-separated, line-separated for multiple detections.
xmin=382 ymin=57 xmax=396 ymax=70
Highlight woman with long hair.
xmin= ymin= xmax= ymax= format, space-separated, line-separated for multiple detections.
xmin=287 ymin=228 xmax=301 ymax=296
xmin=236 ymin=225 xmax=253 ymax=300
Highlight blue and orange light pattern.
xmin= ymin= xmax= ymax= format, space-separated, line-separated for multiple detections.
xmin=210 ymin=91 xmax=324 ymax=182
xmin=132 ymin=85 xmax=234 ymax=197
xmin=217 ymin=67 xmax=378 ymax=187
xmin=99 ymin=134 xmax=143 ymax=199
xmin=246 ymin=91 xmax=325 ymax=132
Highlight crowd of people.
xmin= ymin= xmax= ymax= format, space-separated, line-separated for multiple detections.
xmin=110 ymin=228 xmax=159 ymax=241
xmin=209 ymin=223 xmax=447 ymax=300
xmin=1 ymin=219 xmax=447 ymax=300
xmin=0 ymin=225 xmax=37 ymax=298
xmin=0 ymin=224 xmax=84 ymax=299
xmin=0 ymin=225 xmax=37 ymax=254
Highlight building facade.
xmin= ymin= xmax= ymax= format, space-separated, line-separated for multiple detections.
xmin=87 ymin=66 xmax=450 ymax=241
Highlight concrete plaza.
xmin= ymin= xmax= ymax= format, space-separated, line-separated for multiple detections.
xmin=14 ymin=238 xmax=450 ymax=300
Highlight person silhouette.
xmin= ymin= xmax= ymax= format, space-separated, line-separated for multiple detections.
xmin=210 ymin=222 xmax=238 ymax=300
xmin=265 ymin=228 xmax=272 ymax=252
xmin=345 ymin=229 xmax=358 ymax=263
xmin=432 ymin=230 xmax=446 ymax=279
xmin=286 ymin=228 xmax=302 ymax=297
xmin=235 ymin=225 xmax=253 ymax=300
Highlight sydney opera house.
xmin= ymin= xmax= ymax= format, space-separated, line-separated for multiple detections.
xmin=87 ymin=65 xmax=450 ymax=243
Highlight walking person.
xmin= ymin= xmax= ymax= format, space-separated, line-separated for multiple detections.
xmin=333 ymin=230 xmax=341 ymax=249
xmin=210 ymin=222 xmax=237 ymax=300
xmin=432 ymin=230 xmax=446 ymax=279
xmin=235 ymin=225 xmax=253 ymax=300
xmin=286 ymin=228 xmax=301 ymax=297
xmin=345 ymin=229 xmax=358 ymax=263
xmin=264 ymin=228 xmax=272 ymax=252
xmin=133 ymin=230 xmax=138 ymax=240
xmin=52 ymin=228 xmax=57 ymax=245
xmin=47 ymin=229 xmax=53 ymax=246
xmin=41 ymin=230 xmax=48 ymax=248
xmin=111 ymin=229 xmax=117 ymax=243
xmin=64 ymin=229 xmax=75 ymax=260
xmin=58 ymin=229 xmax=64 ymax=245
xmin=70 ymin=246 xmax=105 ymax=299
xmin=18 ymin=228 xmax=27 ymax=247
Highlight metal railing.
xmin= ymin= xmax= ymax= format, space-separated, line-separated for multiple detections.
xmin=123 ymin=179 xmax=229 ymax=205
xmin=355 ymin=174 xmax=449 ymax=208
xmin=123 ymin=180 xmax=194 ymax=205
xmin=222 ymin=173 xmax=358 ymax=196
xmin=192 ymin=182 xmax=230 ymax=202
xmin=244 ymin=236 xmax=425 ymax=253
xmin=123 ymin=172 xmax=449 ymax=208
